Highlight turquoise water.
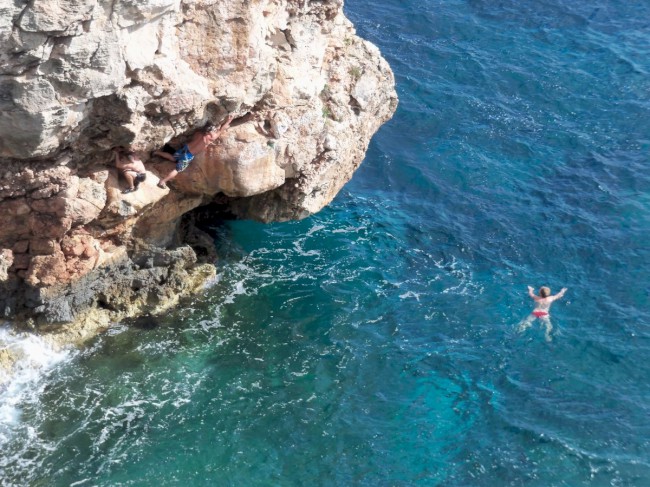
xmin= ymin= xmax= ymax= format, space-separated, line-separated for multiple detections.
xmin=2 ymin=0 xmax=650 ymax=485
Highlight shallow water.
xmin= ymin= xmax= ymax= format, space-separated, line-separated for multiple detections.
xmin=2 ymin=0 xmax=650 ymax=485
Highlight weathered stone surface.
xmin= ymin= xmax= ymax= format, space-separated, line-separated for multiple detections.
xmin=31 ymin=197 xmax=67 ymax=216
xmin=19 ymin=0 xmax=97 ymax=34
xmin=30 ymin=239 xmax=59 ymax=256
xmin=67 ymin=197 xmax=103 ymax=226
xmin=0 ymin=249 xmax=13 ymax=281
xmin=11 ymin=253 xmax=31 ymax=271
xmin=0 ymin=0 xmax=396 ymax=334
xmin=25 ymin=249 xmax=69 ymax=287
xmin=12 ymin=240 xmax=30 ymax=254
xmin=77 ymin=177 xmax=106 ymax=208
xmin=0 ymin=200 xmax=32 ymax=240
xmin=103 ymin=168 xmax=167 ymax=222
xmin=170 ymin=123 xmax=286 ymax=197
xmin=29 ymin=213 xmax=72 ymax=239
xmin=61 ymin=234 xmax=99 ymax=258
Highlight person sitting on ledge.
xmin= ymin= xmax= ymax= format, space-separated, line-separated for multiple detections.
xmin=113 ymin=147 xmax=147 ymax=194
xmin=153 ymin=114 xmax=235 ymax=189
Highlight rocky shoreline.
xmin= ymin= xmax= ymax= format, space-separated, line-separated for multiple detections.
xmin=0 ymin=0 xmax=397 ymax=375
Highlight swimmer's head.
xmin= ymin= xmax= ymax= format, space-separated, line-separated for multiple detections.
xmin=539 ymin=286 xmax=551 ymax=298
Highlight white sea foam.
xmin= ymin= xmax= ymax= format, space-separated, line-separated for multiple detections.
xmin=0 ymin=326 xmax=73 ymax=446
xmin=104 ymin=323 xmax=129 ymax=336
xmin=307 ymin=224 xmax=325 ymax=236
xmin=399 ymin=290 xmax=421 ymax=301
xmin=293 ymin=239 xmax=320 ymax=257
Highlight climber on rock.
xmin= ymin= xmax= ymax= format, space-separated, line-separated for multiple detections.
xmin=152 ymin=114 xmax=235 ymax=189
xmin=113 ymin=147 xmax=147 ymax=194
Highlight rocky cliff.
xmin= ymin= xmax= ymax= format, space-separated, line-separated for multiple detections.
xmin=0 ymin=0 xmax=397 ymax=340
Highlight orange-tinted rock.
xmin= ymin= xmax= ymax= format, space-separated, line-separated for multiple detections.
xmin=66 ymin=256 xmax=98 ymax=281
xmin=12 ymin=240 xmax=30 ymax=254
xmin=60 ymin=237 xmax=85 ymax=257
xmin=30 ymin=239 xmax=59 ymax=256
xmin=10 ymin=253 xmax=31 ymax=270
xmin=30 ymin=196 xmax=67 ymax=216
xmin=61 ymin=234 xmax=99 ymax=259
xmin=25 ymin=249 xmax=68 ymax=287
xmin=5 ymin=200 xmax=31 ymax=216
xmin=29 ymin=213 xmax=72 ymax=239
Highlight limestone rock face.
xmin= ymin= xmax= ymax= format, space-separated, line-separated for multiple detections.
xmin=0 ymin=0 xmax=397 ymax=327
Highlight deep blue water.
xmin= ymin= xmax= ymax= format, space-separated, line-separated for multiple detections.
xmin=2 ymin=0 xmax=650 ymax=485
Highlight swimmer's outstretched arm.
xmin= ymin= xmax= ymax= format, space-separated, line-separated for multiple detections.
xmin=551 ymin=287 xmax=568 ymax=301
xmin=527 ymin=286 xmax=541 ymax=301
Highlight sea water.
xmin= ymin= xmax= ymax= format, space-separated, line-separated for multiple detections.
xmin=2 ymin=0 xmax=650 ymax=485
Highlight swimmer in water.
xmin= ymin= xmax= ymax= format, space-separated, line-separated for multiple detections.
xmin=518 ymin=285 xmax=568 ymax=341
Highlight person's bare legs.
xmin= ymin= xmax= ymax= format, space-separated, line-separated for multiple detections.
xmin=541 ymin=316 xmax=553 ymax=342
xmin=153 ymin=150 xmax=178 ymax=189
xmin=157 ymin=169 xmax=178 ymax=189
xmin=122 ymin=172 xmax=135 ymax=193
xmin=518 ymin=314 xmax=535 ymax=333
